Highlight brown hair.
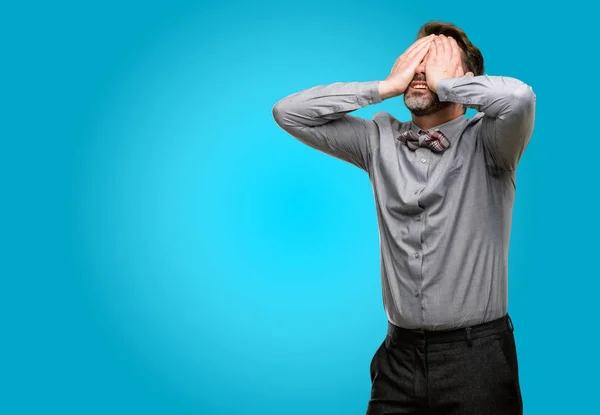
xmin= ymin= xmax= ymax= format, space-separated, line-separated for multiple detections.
xmin=416 ymin=21 xmax=484 ymax=77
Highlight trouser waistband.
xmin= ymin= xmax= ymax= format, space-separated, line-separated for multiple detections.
xmin=387 ymin=313 xmax=514 ymax=346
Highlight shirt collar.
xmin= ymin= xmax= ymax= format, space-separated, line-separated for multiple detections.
xmin=408 ymin=115 xmax=466 ymax=144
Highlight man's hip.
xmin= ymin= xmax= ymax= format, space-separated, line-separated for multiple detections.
xmin=367 ymin=313 xmax=522 ymax=414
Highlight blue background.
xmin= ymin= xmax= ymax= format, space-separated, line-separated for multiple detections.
xmin=2 ymin=0 xmax=596 ymax=413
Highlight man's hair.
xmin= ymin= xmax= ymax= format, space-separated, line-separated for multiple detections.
xmin=416 ymin=21 xmax=484 ymax=77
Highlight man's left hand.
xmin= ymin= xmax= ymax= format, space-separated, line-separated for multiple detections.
xmin=425 ymin=35 xmax=474 ymax=93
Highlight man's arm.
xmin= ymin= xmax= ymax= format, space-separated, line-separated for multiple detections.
xmin=436 ymin=75 xmax=536 ymax=172
xmin=271 ymin=81 xmax=383 ymax=172
xmin=272 ymin=35 xmax=436 ymax=173
xmin=425 ymin=35 xmax=536 ymax=173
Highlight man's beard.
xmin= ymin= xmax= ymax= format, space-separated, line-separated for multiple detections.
xmin=404 ymin=90 xmax=451 ymax=116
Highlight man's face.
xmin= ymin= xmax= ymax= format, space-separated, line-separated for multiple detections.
xmin=404 ymin=45 xmax=465 ymax=116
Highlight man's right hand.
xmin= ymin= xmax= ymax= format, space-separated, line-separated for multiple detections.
xmin=379 ymin=34 xmax=435 ymax=100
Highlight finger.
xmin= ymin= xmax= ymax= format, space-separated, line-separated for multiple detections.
xmin=452 ymin=40 xmax=466 ymax=76
xmin=447 ymin=37 xmax=457 ymax=66
xmin=403 ymin=34 xmax=435 ymax=57
xmin=392 ymin=36 xmax=432 ymax=72
xmin=435 ymin=36 xmax=445 ymax=58
xmin=426 ymin=37 xmax=438 ymax=68
xmin=440 ymin=35 xmax=452 ymax=62
xmin=423 ymin=50 xmax=430 ymax=63
xmin=445 ymin=37 xmax=457 ymax=69
xmin=407 ymin=38 xmax=433 ymax=61
xmin=429 ymin=36 xmax=438 ymax=58
xmin=403 ymin=42 xmax=433 ymax=71
xmin=414 ymin=34 xmax=436 ymax=48
xmin=404 ymin=38 xmax=434 ymax=62
xmin=449 ymin=37 xmax=462 ymax=67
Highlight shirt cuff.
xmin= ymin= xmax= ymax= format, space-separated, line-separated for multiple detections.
xmin=357 ymin=80 xmax=383 ymax=106
xmin=436 ymin=78 xmax=458 ymax=102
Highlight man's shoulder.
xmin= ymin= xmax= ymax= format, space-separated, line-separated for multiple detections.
xmin=371 ymin=111 xmax=410 ymax=130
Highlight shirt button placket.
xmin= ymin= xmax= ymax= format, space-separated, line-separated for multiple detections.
xmin=411 ymin=148 xmax=427 ymax=325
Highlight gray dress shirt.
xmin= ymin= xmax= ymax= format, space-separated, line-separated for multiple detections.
xmin=272 ymin=75 xmax=536 ymax=330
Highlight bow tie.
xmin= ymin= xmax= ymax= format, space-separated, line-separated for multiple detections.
xmin=396 ymin=129 xmax=451 ymax=153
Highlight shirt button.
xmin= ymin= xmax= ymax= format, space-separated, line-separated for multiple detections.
xmin=415 ymin=291 xmax=419 ymax=297
xmin=416 ymin=216 xmax=421 ymax=221
xmin=421 ymin=158 xmax=427 ymax=163
xmin=414 ymin=253 xmax=420 ymax=258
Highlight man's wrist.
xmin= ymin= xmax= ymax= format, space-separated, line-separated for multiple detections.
xmin=378 ymin=80 xmax=401 ymax=100
xmin=428 ymin=77 xmax=440 ymax=94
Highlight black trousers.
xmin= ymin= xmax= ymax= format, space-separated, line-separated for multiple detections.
xmin=367 ymin=314 xmax=522 ymax=415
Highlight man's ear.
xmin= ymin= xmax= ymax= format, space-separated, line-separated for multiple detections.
xmin=464 ymin=71 xmax=474 ymax=77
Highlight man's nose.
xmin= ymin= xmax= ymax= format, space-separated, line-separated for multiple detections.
xmin=415 ymin=58 xmax=427 ymax=74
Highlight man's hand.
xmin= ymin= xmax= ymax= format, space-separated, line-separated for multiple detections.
xmin=379 ymin=34 xmax=436 ymax=99
xmin=425 ymin=35 xmax=474 ymax=93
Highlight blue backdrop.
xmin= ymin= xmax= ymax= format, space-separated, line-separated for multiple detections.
xmin=2 ymin=0 xmax=596 ymax=413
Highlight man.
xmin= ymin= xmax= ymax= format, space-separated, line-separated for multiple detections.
xmin=272 ymin=21 xmax=535 ymax=415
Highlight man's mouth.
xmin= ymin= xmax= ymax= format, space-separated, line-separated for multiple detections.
xmin=410 ymin=82 xmax=429 ymax=91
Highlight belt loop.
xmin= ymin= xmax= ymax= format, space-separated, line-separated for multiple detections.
xmin=465 ymin=327 xmax=473 ymax=347
xmin=507 ymin=314 xmax=514 ymax=333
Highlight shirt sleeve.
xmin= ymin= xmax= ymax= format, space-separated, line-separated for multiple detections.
xmin=436 ymin=75 xmax=536 ymax=172
xmin=272 ymin=81 xmax=383 ymax=173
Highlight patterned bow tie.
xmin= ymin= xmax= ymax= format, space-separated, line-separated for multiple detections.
xmin=396 ymin=129 xmax=451 ymax=152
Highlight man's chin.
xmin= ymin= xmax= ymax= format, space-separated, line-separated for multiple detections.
xmin=404 ymin=97 xmax=451 ymax=116
xmin=408 ymin=108 xmax=435 ymax=117
xmin=405 ymin=100 xmax=435 ymax=116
